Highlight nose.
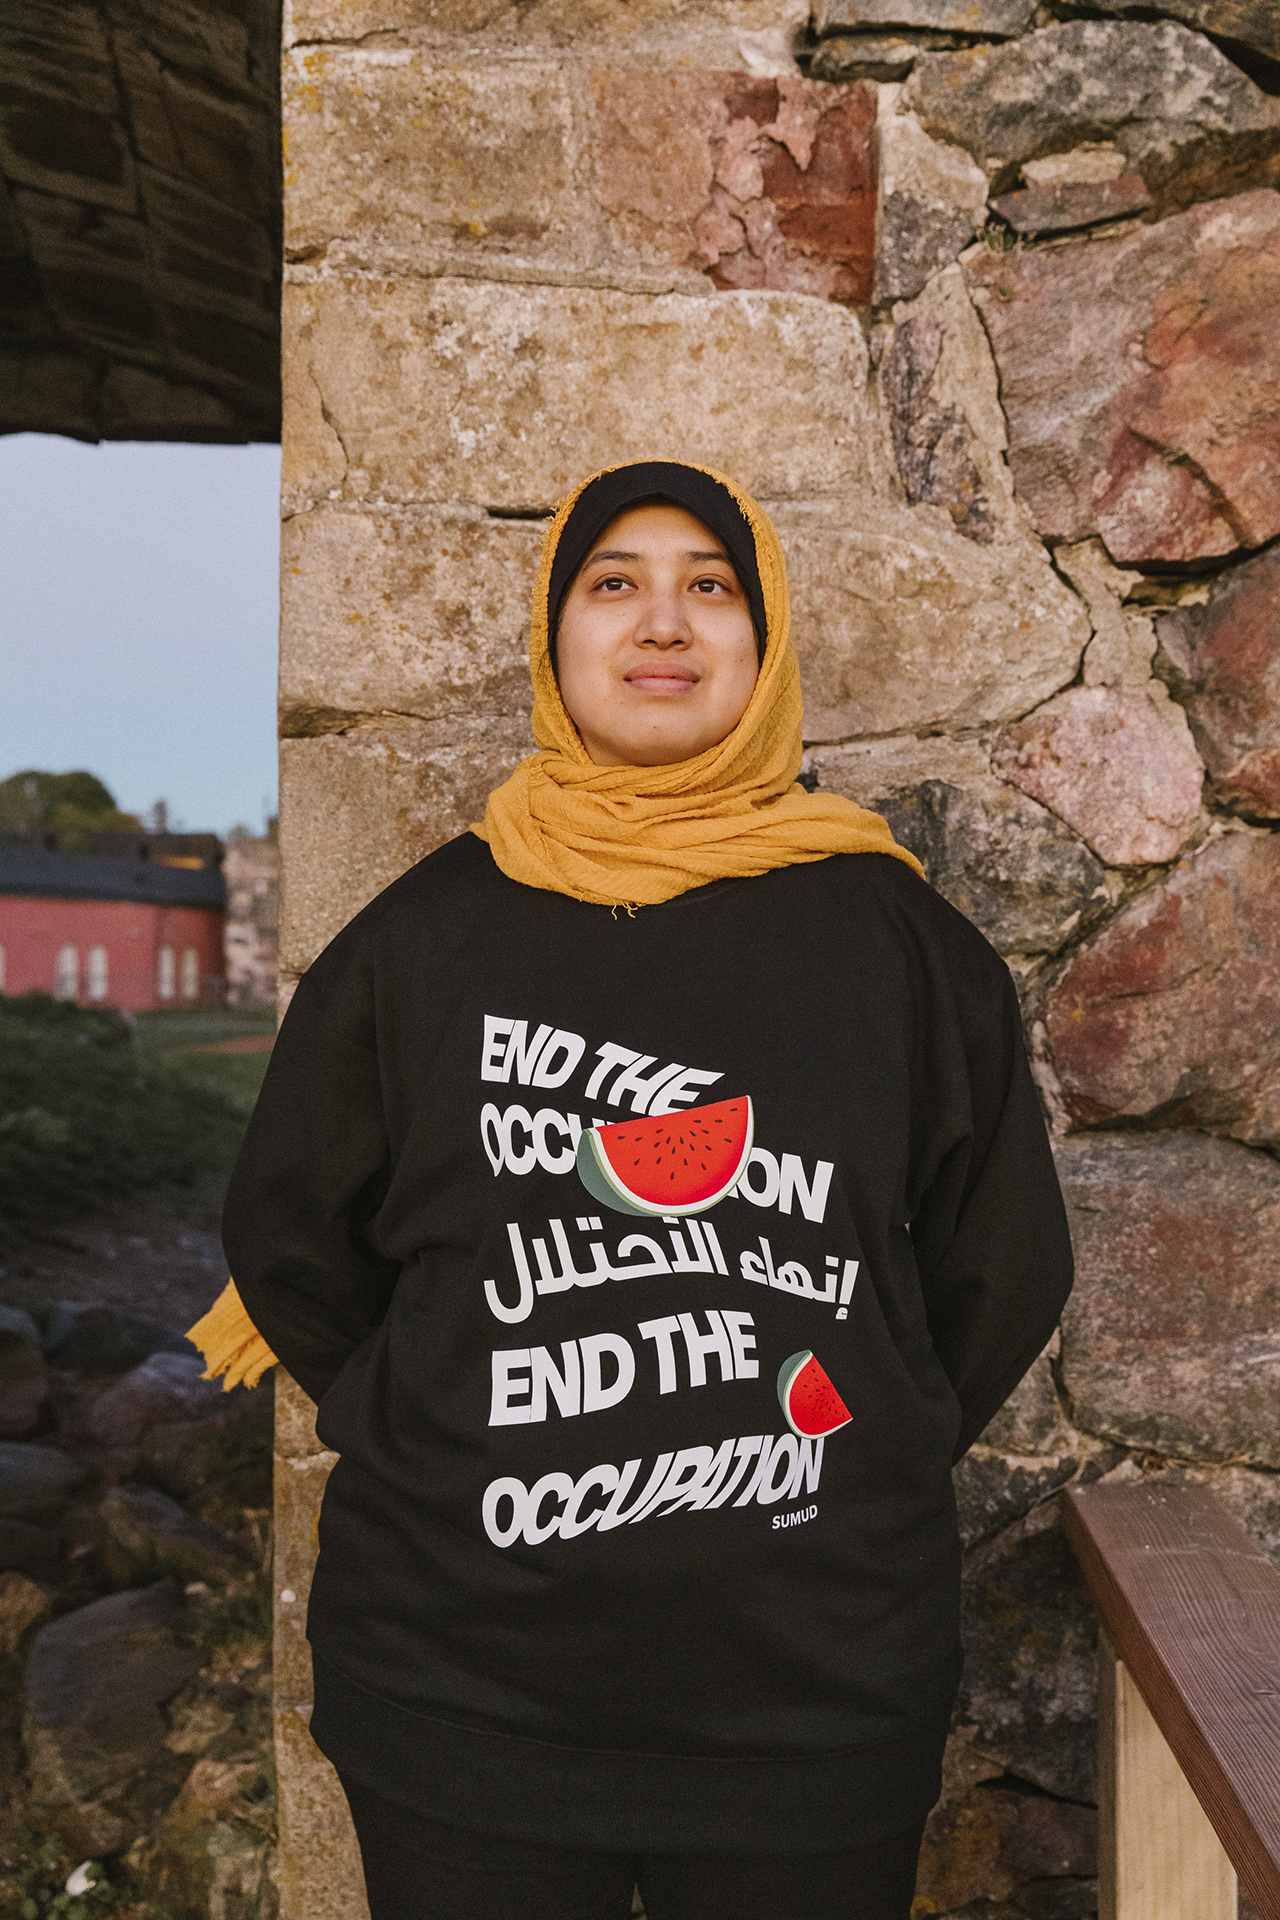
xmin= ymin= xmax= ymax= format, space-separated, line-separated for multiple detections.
xmin=635 ymin=583 xmax=692 ymax=648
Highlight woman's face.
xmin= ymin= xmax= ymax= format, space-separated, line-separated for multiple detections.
xmin=555 ymin=502 xmax=760 ymax=769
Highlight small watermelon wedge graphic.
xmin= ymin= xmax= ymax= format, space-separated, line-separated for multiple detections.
xmin=777 ymin=1351 xmax=852 ymax=1439
xmin=576 ymin=1095 xmax=753 ymax=1217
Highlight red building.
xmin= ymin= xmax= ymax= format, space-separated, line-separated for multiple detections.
xmin=0 ymin=845 xmax=227 ymax=1011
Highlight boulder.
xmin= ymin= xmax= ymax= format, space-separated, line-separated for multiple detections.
xmin=953 ymin=1447 xmax=1082 ymax=1551
xmin=138 ymin=1755 xmax=274 ymax=1920
xmin=1044 ymin=830 xmax=1280 ymax=1147
xmin=874 ymin=106 xmax=990 ymax=303
xmin=282 ymin=272 xmax=877 ymax=518
xmin=965 ymin=191 xmax=1280 ymax=566
xmin=25 ymin=1583 xmax=201 ymax=1810
xmin=956 ymin=1507 xmax=1098 ymax=1802
xmin=0 ymin=1305 xmax=47 ymax=1438
xmin=1057 ymin=0 xmax=1280 ymax=68
xmin=0 ymin=1570 xmax=50 ymax=1655
xmin=136 ymin=1395 xmax=273 ymax=1499
xmin=1057 ymin=1132 xmax=1280 ymax=1467
xmin=43 ymin=1302 xmax=195 ymax=1375
xmin=1156 ymin=547 xmax=1280 ymax=820
xmin=916 ymin=1775 xmax=1097 ymax=1910
xmin=810 ymin=33 xmax=963 ymax=84
xmin=99 ymin=1485 xmax=255 ymax=1587
xmin=809 ymin=736 xmax=1109 ymax=958
xmin=979 ymin=1348 xmax=1075 ymax=1458
xmin=881 ymin=271 xmax=998 ymax=542
xmin=989 ymin=175 xmax=1152 ymax=235
xmin=996 ymin=684 xmax=1204 ymax=867
xmin=86 ymin=1353 xmax=229 ymax=1449
xmin=0 ymin=1442 xmax=86 ymax=1520
xmin=906 ymin=20 xmax=1280 ymax=204
xmin=279 ymin=718 xmax=534 ymax=974
xmin=814 ymin=0 xmax=1036 ymax=33
xmin=590 ymin=73 xmax=879 ymax=307
xmin=0 ymin=1517 xmax=62 ymax=1576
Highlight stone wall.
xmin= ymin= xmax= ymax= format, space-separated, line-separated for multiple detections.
xmin=0 ymin=0 xmax=281 ymax=442
xmin=276 ymin=4 xmax=1280 ymax=1915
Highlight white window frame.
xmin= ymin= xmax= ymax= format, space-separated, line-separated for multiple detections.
xmin=55 ymin=945 xmax=79 ymax=1001
xmin=87 ymin=945 xmax=109 ymax=1001
xmin=157 ymin=944 xmax=176 ymax=1001
xmin=181 ymin=946 xmax=199 ymax=1001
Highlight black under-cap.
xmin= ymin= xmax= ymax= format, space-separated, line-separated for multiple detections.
xmin=546 ymin=462 xmax=767 ymax=666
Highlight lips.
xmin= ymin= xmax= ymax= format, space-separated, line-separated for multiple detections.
xmin=625 ymin=667 xmax=698 ymax=691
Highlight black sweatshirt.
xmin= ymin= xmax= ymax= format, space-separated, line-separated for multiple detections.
xmin=224 ymin=835 xmax=1072 ymax=1854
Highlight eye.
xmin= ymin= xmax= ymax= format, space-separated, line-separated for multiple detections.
xmin=593 ymin=574 xmax=631 ymax=593
xmin=691 ymin=576 xmax=732 ymax=595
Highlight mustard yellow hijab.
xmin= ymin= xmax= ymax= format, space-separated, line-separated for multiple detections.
xmin=190 ymin=459 xmax=922 ymax=1388
xmin=474 ymin=460 xmax=922 ymax=908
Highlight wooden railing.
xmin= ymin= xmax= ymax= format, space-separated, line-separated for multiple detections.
xmin=1063 ymin=1482 xmax=1280 ymax=1920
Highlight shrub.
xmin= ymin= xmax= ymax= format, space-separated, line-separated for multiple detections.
xmin=0 ymin=994 xmax=244 ymax=1218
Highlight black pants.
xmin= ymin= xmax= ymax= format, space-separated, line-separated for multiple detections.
xmin=341 ymin=1779 xmax=924 ymax=1920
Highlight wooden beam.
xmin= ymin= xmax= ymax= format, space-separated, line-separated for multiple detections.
xmin=1064 ymin=1483 xmax=1280 ymax=1917
xmin=1099 ymin=1629 xmax=1237 ymax=1920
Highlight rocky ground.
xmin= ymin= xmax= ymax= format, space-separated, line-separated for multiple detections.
xmin=1 ymin=1203 xmax=276 ymax=1920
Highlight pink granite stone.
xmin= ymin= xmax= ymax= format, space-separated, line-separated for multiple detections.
xmin=996 ymin=684 xmax=1203 ymax=866
xmin=1157 ymin=547 xmax=1280 ymax=819
xmin=966 ymin=191 xmax=1280 ymax=565
xmin=1044 ymin=830 xmax=1280 ymax=1147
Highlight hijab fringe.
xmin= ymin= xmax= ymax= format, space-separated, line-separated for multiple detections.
xmin=187 ymin=1278 xmax=277 ymax=1389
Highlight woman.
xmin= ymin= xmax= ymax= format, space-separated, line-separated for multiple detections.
xmin=198 ymin=460 xmax=1073 ymax=1920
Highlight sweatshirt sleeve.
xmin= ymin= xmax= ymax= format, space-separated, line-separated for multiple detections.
xmin=910 ymin=962 xmax=1073 ymax=1462
xmin=221 ymin=971 xmax=401 ymax=1407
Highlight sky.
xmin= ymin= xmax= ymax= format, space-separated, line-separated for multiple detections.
xmin=0 ymin=434 xmax=281 ymax=838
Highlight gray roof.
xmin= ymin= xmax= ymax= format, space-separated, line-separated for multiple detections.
xmin=0 ymin=846 xmax=226 ymax=910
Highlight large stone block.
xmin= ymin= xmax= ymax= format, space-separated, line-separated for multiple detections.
xmin=784 ymin=509 xmax=1086 ymax=740
xmin=25 ymin=1584 xmax=201 ymax=1809
xmin=965 ymin=191 xmax=1280 ymax=566
xmin=956 ymin=1505 xmax=1098 ymax=1802
xmin=978 ymin=1345 xmax=1074 ymax=1458
xmin=906 ymin=20 xmax=1280 ymax=204
xmin=284 ymin=57 xmax=594 ymax=280
xmin=1057 ymin=1132 xmax=1280 ymax=1466
xmin=275 ymin=1706 xmax=370 ymax=1920
xmin=280 ymin=507 xmax=540 ymax=731
xmin=815 ymin=0 xmax=1035 ymax=32
xmin=808 ymin=734 xmax=1109 ymax=956
xmin=873 ymin=104 xmax=989 ymax=304
xmin=953 ymin=1445 xmax=1083 ymax=1553
xmin=274 ymin=1452 xmax=336 ymax=1707
xmin=284 ymin=0 xmax=808 ymax=65
xmin=276 ymin=1370 xmax=324 ymax=1463
xmin=1157 ymin=547 xmax=1280 ymax=820
xmin=592 ymin=72 xmax=877 ymax=305
xmin=996 ymin=683 xmax=1204 ymax=868
xmin=282 ymin=275 xmax=873 ymax=514
xmin=279 ymin=719 xmax=533 ymax=972
xmin=1044 ymin=829 xmax=1280 ymax=1147
xmin=881 ymin=267 xmax=1008 ymax=546
xmin=1057 ymin=0 xmax=1280 ymax=68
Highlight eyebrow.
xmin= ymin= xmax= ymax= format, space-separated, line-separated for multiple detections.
xmin=584 ymin=547 xmax=732 ymax=564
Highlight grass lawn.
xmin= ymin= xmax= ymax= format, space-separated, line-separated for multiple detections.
xmin=134 ymin=1005 xmax=276 ymax=1115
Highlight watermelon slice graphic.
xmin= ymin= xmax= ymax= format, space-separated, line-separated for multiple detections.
xmin=777 ymin=1351 xmax=852 ymax=1439
xmin=576 ymin=1096 xmax=753 ymax=1217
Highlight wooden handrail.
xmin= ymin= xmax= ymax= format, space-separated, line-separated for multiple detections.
xmin=1063 ymin=1481 xmax=1280 ymax=1917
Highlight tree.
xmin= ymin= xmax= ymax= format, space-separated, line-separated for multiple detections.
xmin=0 ymin=769 xmax=140 ymax=848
